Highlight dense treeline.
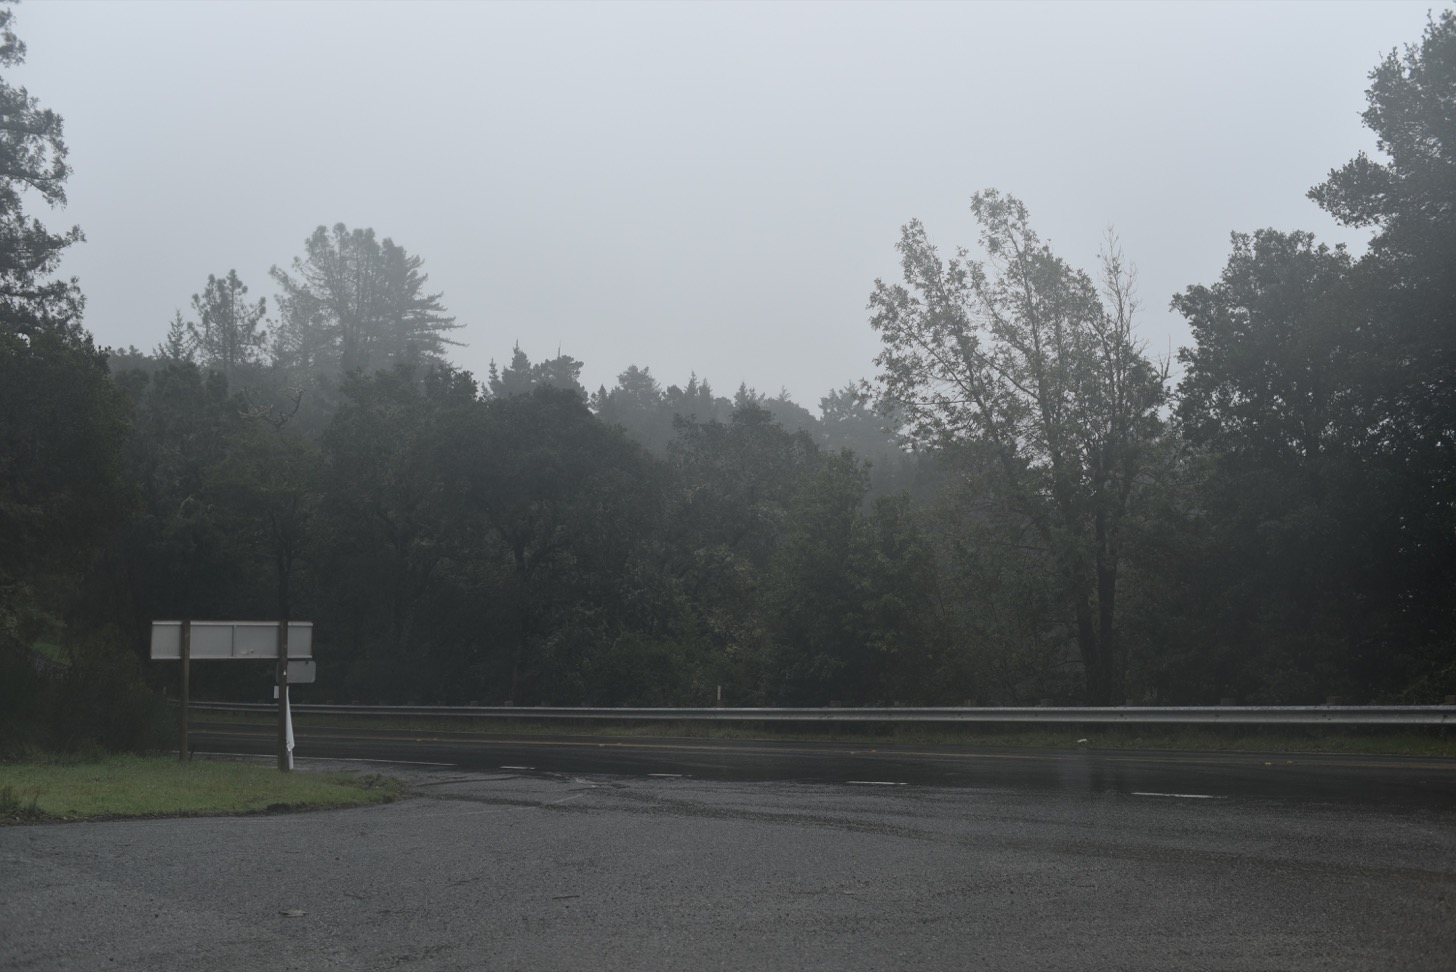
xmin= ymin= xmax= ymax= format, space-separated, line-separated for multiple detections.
xmin=4 ymin=10 xmax=1456 ymax=751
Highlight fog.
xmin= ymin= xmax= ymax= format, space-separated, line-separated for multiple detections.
xmin=15 ymin=1 xmax=1434 ymax=405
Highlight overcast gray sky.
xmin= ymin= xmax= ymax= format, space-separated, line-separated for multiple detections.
xmin=14 ymin=1 xmax=1441 ymax=408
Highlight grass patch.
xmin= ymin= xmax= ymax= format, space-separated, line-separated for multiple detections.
xmin=202 ymin=710 xmax=1456 ymax=757
xmin=0 ymin=754 xmax=406 ymax=824
xmin=31 ymin=640 xmax=66 ymax=665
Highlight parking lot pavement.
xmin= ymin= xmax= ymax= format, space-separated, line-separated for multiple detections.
xmin=3 ymin=759 xmax=1454 ymax=971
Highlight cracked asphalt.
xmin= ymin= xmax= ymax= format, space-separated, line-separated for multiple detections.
xmin=2 ymin=758 xmax=1454 ymax=970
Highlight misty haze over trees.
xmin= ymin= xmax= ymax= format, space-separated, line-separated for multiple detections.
xmin=4 ymin=6 xmax=1455 ymax=750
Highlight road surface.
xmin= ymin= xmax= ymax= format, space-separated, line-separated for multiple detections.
xmin=193 ymin=718 xmax=1456 ymax=809
xmin=3 ymin=722 xmax=1453 ymax=970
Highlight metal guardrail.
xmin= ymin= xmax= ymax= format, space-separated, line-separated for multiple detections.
xmin=185 ymin=702 xmax=1455 ymax=726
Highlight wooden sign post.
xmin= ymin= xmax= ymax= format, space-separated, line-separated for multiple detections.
xmin=150 ymin=620 xmax=314 ymax=772
xmin=276 ymin=621 xmax=290 ymax=772
xmin=179 ymin=620 xmax=191 ymax=762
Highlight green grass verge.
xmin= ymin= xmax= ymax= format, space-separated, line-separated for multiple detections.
xmin=202 ymin=710 xmax=1456 ymax=757
xmin=0 ymin=754 xmax=406 ymax=824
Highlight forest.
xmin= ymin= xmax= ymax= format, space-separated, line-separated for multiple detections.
xmin=4 ymin=10 xmax=1455 ymax=752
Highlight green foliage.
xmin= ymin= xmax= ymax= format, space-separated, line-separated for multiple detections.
xmin=105 ymin=362 xmax=249 ymax=626
xmin=465 ymin=384 xmax=662 ymax=702
xmin=0 ymin=636 xmax=45 ymax=752
xmin=0 ymin=12 xmax=120 ymax=622
xmin=766 ymin=455 xmax=945 ymax=705
xmin=315 ymin=366 xmax=480 ymax=700
xmin=1175 ymin=231 xmax=1357 ymax=461
xmin=0 ymin=7 xmax=83 ymax=336
xmin=765 ymin=452 xmax=870 ymax=703
xmin=1164 ymin=17 xmax=1456 ymax=703
xmin=0 ymin=628 xmax=170 ymax=758
xmin=48 ymin=632 xmax=172 ymax=753
xmin=869 ymin=191 xmax=1170 ymax=704
xmin=0 ymin=783 xmax=42 ymax=821
xmin=928 ymin=462 xmax=1081 ymax=705
xmin=0 ymin=321 xmax=130 ymax=680
xmin=1311 ymin=11 xmax=1456 ymax=249
xmin=1172 ymin=233 xmax=1376 ymax=701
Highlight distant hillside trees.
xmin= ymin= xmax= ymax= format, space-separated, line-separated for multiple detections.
xmin=487 ymin=344 xmax=588 ymax=401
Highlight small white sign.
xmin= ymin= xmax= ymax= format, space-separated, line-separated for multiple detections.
xmin=286 ymin=660 xmax=316 ymax=684
xmin=150 ymin=621 xmax=313 ymax=660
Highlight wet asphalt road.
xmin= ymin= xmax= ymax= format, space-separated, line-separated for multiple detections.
xmin=3 ymin=727 xmax=1455 ymax=971
xmin=192 ymin=720 xmax=1456 ymax=810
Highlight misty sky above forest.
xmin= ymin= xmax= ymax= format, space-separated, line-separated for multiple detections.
xmin=16 ymin=1 xmax=1440 ymax=408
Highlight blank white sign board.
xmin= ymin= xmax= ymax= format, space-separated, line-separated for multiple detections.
xmin=150 ymin=621 xmax=313 ymax=660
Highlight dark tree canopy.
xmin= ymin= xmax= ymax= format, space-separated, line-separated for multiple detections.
xmin=0 ymin=5 xmax=125 ymax=633
xmin=1310 ymin=10 xmax=1456 ymax=243
xmin=1174 ymin=230 xmax=1357 ymax=463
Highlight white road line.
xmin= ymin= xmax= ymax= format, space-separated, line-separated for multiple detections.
xmin=299 ymin=755 xmax=456 ymax=767
xmin=500 ymin=765 xmax=535 ymax=770
xmin=846 ymin=781 xmax=907 ymax=786
xmin=201 ymin=751 xmax=454 ymax=768
xmin=1132 ymin=791 xmax=1225 ymax=800
xmin=648 ymin=773 xmax=683 ymax=778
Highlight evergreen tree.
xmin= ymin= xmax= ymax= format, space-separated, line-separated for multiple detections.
xmin=0 ymin=7 xmax=83 ymax=337
xmin=188 ymin=270 xmax=268 ymax=381
xmin=271 ymin=224 xmax=460 ymax=376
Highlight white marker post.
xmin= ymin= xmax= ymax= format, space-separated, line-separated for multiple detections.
xmin=285 ymin=689 xmax=295 ymax=770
